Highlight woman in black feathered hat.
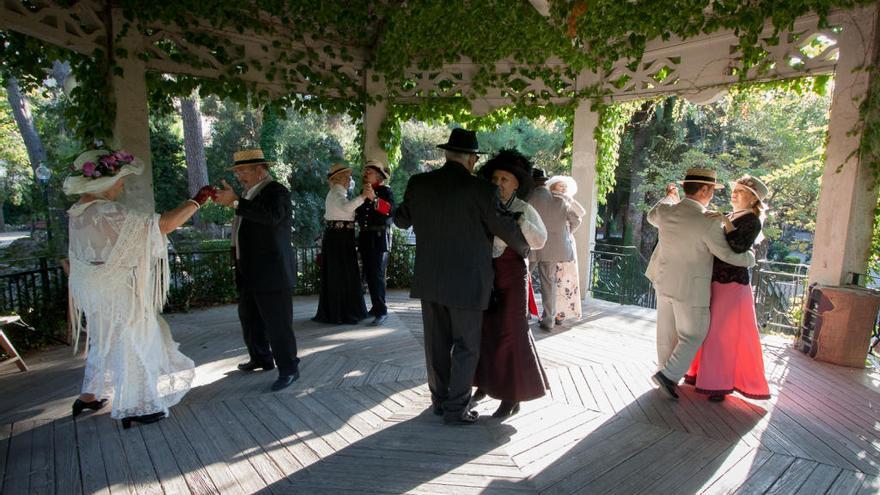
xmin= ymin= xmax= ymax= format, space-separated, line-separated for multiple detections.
xmin=471 ymin=148 xmax=550 ymax=418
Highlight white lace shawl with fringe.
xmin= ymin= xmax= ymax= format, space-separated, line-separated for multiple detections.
xmin=68 ymin=200 xmax=169 ymax=356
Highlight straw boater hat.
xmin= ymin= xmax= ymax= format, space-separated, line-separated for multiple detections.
xmin=436 ymin=128 xmax=486 ymax=154
xmin=545 ymin=175 xmax=578 ymax=197
xmin=364 ymin=159 xmax=391 ymax=180
xmin=62 ymin=149 xmax=144 ymax=196
xmin=731 ymin=175 xmax=770 ymax=208
xmin=228 ymin=149 xmax=273 ymax=170
xmin=327 ymin=163 xmax=353 ymax=180
xmin=477 ymin=149 xmax=535 ymax=200
xmin=678 ymin=167 xmax=724 ymax=189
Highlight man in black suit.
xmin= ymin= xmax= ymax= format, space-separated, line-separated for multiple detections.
xmin=355 ymin=160 xmax=395 ymax=326
xmin=215 ymin=149 xmax=300 ymax=391
xmin=394 ymin=129 xmax=530 ymax=425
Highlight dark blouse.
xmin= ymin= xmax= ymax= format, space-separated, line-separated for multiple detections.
xmin=712 ymin=212 xmax=761 ymax=285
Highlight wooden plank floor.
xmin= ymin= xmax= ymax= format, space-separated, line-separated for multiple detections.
xmin=1 ymin=291 xmax=879 ymax=494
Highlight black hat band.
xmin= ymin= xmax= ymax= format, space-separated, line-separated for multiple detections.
xmin=233 ymin=157 xmax=268 ymax=166
xmin=683 ymin=174 xmax=717 ymax=183
xmin=365 ymin=164 xmax=389 ymax=178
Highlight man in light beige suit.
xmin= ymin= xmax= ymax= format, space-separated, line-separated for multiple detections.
xmin=646 ymin=168 xmax=756 ymax=400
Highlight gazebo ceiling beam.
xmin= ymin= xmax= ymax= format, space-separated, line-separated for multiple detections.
xmin=0 ymin=0 xmax=105 ymax=56
xmin=597 ymin=11 xmax=844 ymax=103
xmin=0 ymin=1 xmax=859 ymax=108
xmin=139 ymin=18 xmax=365 ymax=99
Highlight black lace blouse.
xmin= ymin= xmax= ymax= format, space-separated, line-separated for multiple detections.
xmin=712 ymin=212 xmax=761 ymax=285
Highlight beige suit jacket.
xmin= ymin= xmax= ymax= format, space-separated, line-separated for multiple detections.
xmin=645 ymin=197 xmax=756 ymax=307
xmin=529 ymin=187 xmax=582 ymax=263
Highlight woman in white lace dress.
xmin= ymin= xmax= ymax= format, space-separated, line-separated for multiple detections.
xmin=65 ymin=149 xmax=214 ymax=429
xmin=545 ymin=176 xmax=585 ymax=323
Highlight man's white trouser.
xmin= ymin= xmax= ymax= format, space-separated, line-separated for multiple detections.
xmin=655 ymin=293 xmax=710 ymax=381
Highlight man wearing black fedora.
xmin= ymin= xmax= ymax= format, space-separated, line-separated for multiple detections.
xmin=394 ymin=128 xmax=530 ymax=425
xmin=215 ymin=149 xmax=300 ymax=392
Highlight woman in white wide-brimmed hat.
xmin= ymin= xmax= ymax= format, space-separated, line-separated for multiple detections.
xmin=544 ymin=175 xmax=586 ymax=324
xmin=313 ymin=163 xmax=375 ymax=324
xmin=65 ymin=149 xmax=215 ymax=429
xmin=684 ymin=174 xmax=772 ymax=402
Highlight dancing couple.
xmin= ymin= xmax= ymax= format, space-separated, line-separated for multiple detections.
xmin=395 ymin=128 xmax=549 ymax=424
xmin=68 ymin=148 xmax=301 ymax=429
xmin=647 ymin=167 xmax=771 ymax=402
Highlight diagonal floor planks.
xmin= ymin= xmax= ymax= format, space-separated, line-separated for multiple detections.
xmin=0 ymin=291 xmax=878 ymax=494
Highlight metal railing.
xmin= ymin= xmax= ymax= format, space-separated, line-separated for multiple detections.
xmin=166 ymin=246 xmax=324 ymax=310
xmin=587 ymin=243 xmax=656 ymax=308
xmin=586 ymin=246 xmax=812 ymax=335
xmin=0 ymin=258 xmax=67 ymax=314
xmin=752 ymin=260 xmax=810 ymax=333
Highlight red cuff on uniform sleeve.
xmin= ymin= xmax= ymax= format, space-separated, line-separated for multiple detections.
xmin=375 ymin=198 xmax=392 ymax=215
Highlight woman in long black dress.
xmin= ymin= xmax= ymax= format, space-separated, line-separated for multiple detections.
xmin=313 ymin=163 xmax=374 ymax=324
xmin=472 ymin=149 xmax=549 ymax=418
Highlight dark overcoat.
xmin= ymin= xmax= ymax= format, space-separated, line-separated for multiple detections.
xmin=394 ymin=160 xmax=529 ymax=310
xmin=234 ymin=181 xmax=297 ymax=293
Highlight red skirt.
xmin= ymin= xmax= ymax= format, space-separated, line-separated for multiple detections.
xmin=527 ymin=276 xmax=539 ymax=317
xmin=474 ymin=248 xmax=549 ymax=402
xmin=684 ymin=282 xmax=771 ymax=400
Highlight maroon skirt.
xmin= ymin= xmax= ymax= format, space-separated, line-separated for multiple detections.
xmin=474 ymin=248 xmax=549 ymax=402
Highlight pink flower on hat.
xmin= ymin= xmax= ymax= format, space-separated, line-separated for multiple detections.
xmin=114 ymin=151 xmax=134 ymax=163
xmin=82 ymin=162 xmax=96 ymax=177
xmin=100 ymin=154 xmax=117 ymax=167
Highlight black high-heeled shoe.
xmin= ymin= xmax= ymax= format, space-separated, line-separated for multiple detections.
xmin=72 ymin=398 xmax=107 ymax=417
xmin=492 ymin=401 xmax=520 ymax=418
xmin=121 ymin=412 xmax=166 ymax=429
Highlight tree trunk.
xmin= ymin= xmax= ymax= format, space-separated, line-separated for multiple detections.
xmin=0 ymin=199 xmax=6 ymax=233
xmin=623 ymin=102 xmax=653 ymax=250
xmin=5 ymin=77 xmax=46 ymax=174
xmin=179 ymin=95 xmax=209 ymax=226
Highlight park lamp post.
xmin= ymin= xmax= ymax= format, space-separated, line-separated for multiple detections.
xmin=35 ymin=162 xmax=52 ymax=243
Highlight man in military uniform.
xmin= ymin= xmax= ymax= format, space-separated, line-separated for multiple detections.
xmin=355 ymin=160 xmax=395 ymax=326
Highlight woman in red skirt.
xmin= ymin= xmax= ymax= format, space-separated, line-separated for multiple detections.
xmin=472 ymin=149 xmax=550 ymax=418
xmin=684 ymin=175 xmax=772 ymax=402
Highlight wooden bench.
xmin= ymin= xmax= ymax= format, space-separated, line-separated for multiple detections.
xmin=0 ymin=315 xmax=28 ymax=372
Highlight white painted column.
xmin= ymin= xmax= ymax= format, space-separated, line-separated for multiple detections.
xmin=571 ymin=99 xmax=600 ymax=299
xmin=110 ymin=8 xmax=154 ymax=213
xmin=363 ymin=70 xmax=389 ymax=165
xmin=810 ymin=5 xmax=879 ymax=286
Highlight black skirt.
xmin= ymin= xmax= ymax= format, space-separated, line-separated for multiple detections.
xmin=313 ymin=223 xmax=368 ymax=324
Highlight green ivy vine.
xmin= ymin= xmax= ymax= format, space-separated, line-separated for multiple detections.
xmin=592 ymin=100 xmax=643 ymax=203
xmin=1 ymin=0 xmax=877 ymax=187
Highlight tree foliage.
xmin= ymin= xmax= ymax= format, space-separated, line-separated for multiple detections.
xmin=0 ymin=85 xmax=33 ymax=226
xmin=604 ymin=79 xmax=835 ymax=262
